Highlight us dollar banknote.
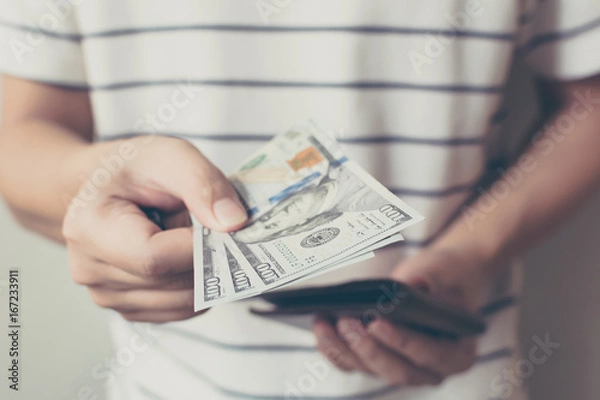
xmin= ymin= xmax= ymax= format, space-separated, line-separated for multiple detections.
xmin=229 ymin=121 xmax=347 ymax=220
xmin=194 ymin=121 xmax=423 ymax=311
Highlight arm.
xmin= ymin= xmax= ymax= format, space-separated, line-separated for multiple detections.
xmin=314 ymin=74 xmax=600 ymax=386
xmin=0 ymin=76 xmax=94 ymax=242
xmin=437 ymin=74 xmax=600 ymax=266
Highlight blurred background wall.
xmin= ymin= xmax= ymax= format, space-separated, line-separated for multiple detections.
xmin=0 ymin=62 xmax=599 ymax=399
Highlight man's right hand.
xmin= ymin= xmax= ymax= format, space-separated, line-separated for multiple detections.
xmin=62 ymin=135 xmax=248 ymax=322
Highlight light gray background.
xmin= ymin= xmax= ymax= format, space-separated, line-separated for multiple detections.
xmin=0 ymin=64 xmax=599 ymax=399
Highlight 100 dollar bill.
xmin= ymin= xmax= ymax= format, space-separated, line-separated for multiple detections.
xmin=194 ymin=122 xmax=423 ymax=311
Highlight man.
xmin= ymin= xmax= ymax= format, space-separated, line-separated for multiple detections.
xmin=0 ymin=1 xmax=599 ymax=399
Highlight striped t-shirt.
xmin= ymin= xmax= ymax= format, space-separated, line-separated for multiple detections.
xmin=2 ymin=1 xmax=600 ymax=399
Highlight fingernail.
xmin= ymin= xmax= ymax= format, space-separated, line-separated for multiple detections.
xmin=213 ymin=198 xmax=247 ymax=228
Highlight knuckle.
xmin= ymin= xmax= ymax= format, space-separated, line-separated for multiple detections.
xmin=193 ymin=168 xmax=231 ymax=204
xmin=61 ymin=215 xmax=82 ymax=243
xmin=318 ymin=342 xmax=342 ymax=363
xmin=329 ymin=356 xmax=354 ymax=372
xmin=354 ymin=338 xmax=379 ymax=361
xmin=88 ymin=290 xmax=113 ymax=309
xmin=70 ymin=268 xmax=93 ymax=286
xmin=139 ymin=250 xmax=164 ymax=280
xmin=68 ymin=259 xmax=97 ymax=286
xmin=62 ymin=200 xmax=97 ymax=243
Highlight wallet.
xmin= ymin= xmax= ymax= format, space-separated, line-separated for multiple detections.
xmin=250 ymin=279 xmax=486 ymax=338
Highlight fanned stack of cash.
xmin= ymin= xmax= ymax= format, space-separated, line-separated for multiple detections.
xmin=193 ymin=121 xmax=424 ymax=311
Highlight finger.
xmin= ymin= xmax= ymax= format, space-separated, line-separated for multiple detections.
xmin=68 ymin=251 xmax=193 ymax=290
xmin=101 ymin=269 xmax=194 ymax=291
xmin=337 ymin=319 xmax=442 ymax=386
xmin=88 ymin=287 xmax=194 ymax=313
xmin=70 ymin=198 xmax=195 ymax=279
xmin=133 ymin=137 xmax=248 ymax=231
xmin=313 ymin=317 xmax=370 ymax=373
xmin=367 ymin=319 xmax=476 ymax=376
xmin=118 ymin=309 xmax=205 ymax=323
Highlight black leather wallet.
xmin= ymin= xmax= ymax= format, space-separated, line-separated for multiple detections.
xmin=251 ymin=279 xmax=486 ymax=338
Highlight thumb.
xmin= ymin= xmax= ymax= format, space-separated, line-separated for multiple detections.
xmin=390 ymin=251 xmax=444 ymax=294
xmin=136 ymin=138 xmax=248 ymax=232
xmin=390 ymin=249 xmax=480 ymax=310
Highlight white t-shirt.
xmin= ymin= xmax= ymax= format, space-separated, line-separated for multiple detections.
xmin=1 ymin=1 xmax=599 ymax=399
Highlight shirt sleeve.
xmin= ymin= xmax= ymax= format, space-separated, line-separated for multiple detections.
xmin=520 ymin=0 xmax=600 ymax=80
xmin=0 ymin=0 xmax=86 ymax=88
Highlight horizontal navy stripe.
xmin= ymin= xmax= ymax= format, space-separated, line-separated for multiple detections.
xmin=0 ymin=74 xmax=503 ymax=94
xmin=85 ymin=79 xmax=506 ymax=93
xmin=83 ymin=25 xmax=516 ymax=41
xmin=102 ymin=132 xmax=274 ymax=142
xmin=524 ymin=15 xmax=600 ymax=52
xmin=0 ymin=19 xmax=81 ymax=41
xmin=144 ymin=341 xmax=513 ymax=400
xmin=102 ymin=131 xmax=485 ymax=147
xmin=0 ymin=19 xmax=515 ymax=41
xmin=476 ymin=347 xmax=514 ymax=364
xmin=341 ymin=136 xmax=483 ymax=146
xmin=2 ymin=75 xmax=503 ymax=93
xmin=99 ymin=132 xmax=483 ymax=200
xmin=480 ymin=296 xmax=519 ymax=316
xmin=389 ymin=182 xmax=475 ymax=197
xmin=0 ymin=73 xmax=88 ymax=91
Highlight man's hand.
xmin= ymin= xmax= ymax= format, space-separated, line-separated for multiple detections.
xmin=313 ymin=247 xmax=492 ymax=386
xmin=62 ymin=136 xmax=248 ymax=323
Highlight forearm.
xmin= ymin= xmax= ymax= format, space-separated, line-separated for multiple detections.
xmin=435 ymin=84 xmax=600 ymax=268
xmin=0 ymin=120 xmax=102 ymax=242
